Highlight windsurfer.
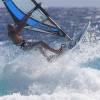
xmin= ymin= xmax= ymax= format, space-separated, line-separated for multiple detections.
xmin=7 ymin=9 xmax=64 ymax=55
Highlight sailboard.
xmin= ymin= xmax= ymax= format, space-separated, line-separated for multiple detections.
xmin=2 ymin=0 xmax=71 ymax=39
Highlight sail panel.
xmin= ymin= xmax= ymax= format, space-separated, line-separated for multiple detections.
xmin=13 ymin=0 xmax=47 ymax=22
xmin=13 ymin=0 xmax=56 ymax=27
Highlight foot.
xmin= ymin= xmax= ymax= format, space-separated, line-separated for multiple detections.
xmin=57 ymin=44 xmax=65 ymax=55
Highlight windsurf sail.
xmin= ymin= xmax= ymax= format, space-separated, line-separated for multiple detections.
xmin=2 ymin=0 xmax=71 ymax=39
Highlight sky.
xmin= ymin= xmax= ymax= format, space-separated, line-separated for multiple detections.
xmin=0 ymin=0 xmax=100 ymax=7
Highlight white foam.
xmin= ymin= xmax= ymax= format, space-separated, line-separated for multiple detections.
xmin=0 ymin=40 xmax=100 ymax=100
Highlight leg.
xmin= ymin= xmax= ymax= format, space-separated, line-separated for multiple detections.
xmin=38 ymin=47 xmax=48 ymax=57
xmin=32 ymin=41 xmax=63 ymax=54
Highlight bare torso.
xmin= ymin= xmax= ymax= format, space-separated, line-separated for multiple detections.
xmin=8 ymin=24 xmax=23 ymax=44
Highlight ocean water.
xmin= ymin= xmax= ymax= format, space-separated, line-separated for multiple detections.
xmin=0 ymin=7 xmax=100 ymax=100
xmin=0 ymin=35 xmax=100 ymax=100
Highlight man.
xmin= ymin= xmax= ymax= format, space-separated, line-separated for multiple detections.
xmin=7 ymin=8 xmax=64 ymax=56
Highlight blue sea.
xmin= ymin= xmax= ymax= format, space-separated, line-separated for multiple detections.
xmin=0 ymin=7 xmax=100 ymax=100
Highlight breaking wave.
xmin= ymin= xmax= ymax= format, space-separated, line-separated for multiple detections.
xmin=0 ymin=39 xmax=100 ymax=100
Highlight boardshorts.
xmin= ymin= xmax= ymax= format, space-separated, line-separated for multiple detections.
xmin=16 ymin=40 xmax=39 ymax=51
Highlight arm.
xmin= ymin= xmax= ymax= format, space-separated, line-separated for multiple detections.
xmin=16 ymin=8 xmax=34 ymax=33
